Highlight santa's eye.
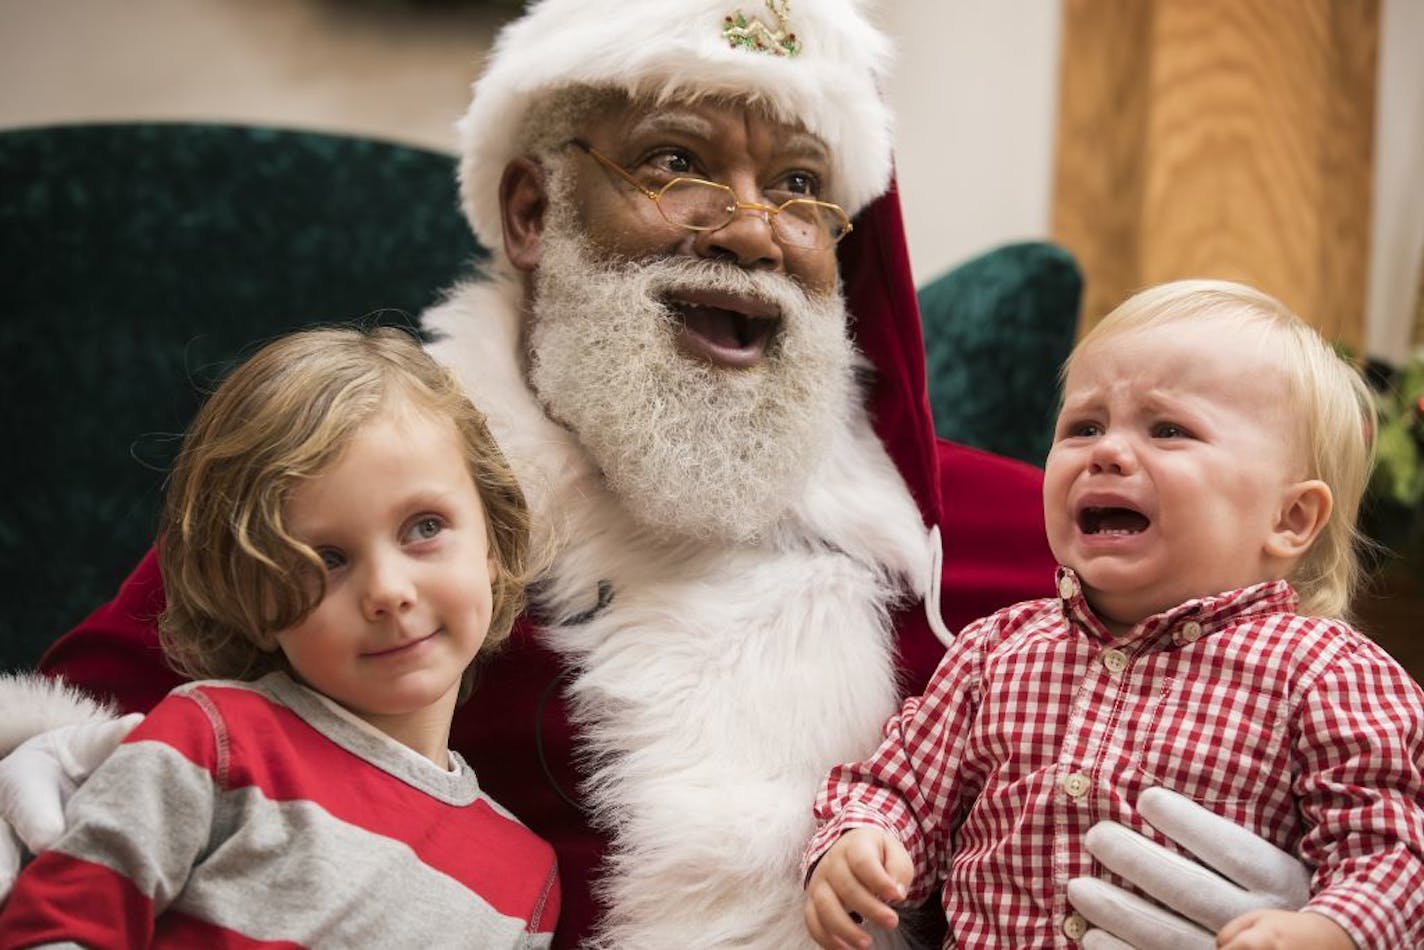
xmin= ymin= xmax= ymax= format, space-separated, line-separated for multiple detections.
xmin=770 ymin=170 xmax=820 ymax=199
xmin=645 ymin=148 xmax=700 ymax=178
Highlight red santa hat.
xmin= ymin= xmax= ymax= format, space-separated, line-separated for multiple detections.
xmin=457 ymin=0 xmax=895 ymax=251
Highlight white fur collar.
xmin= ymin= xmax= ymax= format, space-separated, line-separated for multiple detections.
xmin=425 ymin=280 xmax=929 ymax=948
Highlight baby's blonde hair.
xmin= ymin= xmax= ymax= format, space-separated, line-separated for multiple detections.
xmin=158 ymin=326 xmax=532 ymax=692
xmin=1069 ymin=280 xmax=1375 ymax=619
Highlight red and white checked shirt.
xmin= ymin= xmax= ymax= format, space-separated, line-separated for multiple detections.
xmin=806 ymin=571 xmax=1424 ymax=949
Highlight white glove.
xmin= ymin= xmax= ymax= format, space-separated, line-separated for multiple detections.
xmin=1067 ymin=787 xmax=1311 ymax=950
xmin=0 ymin=713 xmax=143 ymax=894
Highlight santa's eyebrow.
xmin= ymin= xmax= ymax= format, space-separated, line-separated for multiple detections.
xmin=625 ymin=113 xmax=829 ymax=165
xmin=777 ymin=130 xmax=830 ymax=165
xmin=627 ymin=110 xmax=716 ymax=141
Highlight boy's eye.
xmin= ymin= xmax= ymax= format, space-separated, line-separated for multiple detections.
xmin=406 ymin=516 xmax=445 ymax=542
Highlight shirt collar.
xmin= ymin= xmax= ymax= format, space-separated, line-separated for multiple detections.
xmin=1053 ymin=566 xmax=1299 ymax=646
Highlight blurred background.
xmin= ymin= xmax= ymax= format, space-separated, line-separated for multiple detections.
xmin=2 ymin=0 xmax=1418 ymax=358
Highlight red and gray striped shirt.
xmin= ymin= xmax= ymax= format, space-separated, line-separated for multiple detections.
xmin=806 ymin=573 xmax=1424 ymax=949
xmin=1 ymin=672 xmax=559 ymax=948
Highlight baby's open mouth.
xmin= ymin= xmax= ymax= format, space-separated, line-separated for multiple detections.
xmin=1079 ymin=506 xmax=1150 ymax=535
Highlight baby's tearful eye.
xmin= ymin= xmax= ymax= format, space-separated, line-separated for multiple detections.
xmin=412 ymin=517 xmax=443 ymax=540
xmin=318 ymin=549 xmax=345 ymax=571
xmin=1152 ymin=423 xmax=1189 ymax=439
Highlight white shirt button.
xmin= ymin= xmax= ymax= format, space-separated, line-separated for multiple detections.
xmin=1063 ymin=911 xmax=1088 ymax=940
xmin=1061 ymin=772 xmax=1090 ymax=798
xmin=1058 ymin=574 xmax=1078 ymax=600
xmin=1101 ymin=648 xmax=1128 ymax=674
xmin=1181 ymin=620 xmax=1203 ymax=643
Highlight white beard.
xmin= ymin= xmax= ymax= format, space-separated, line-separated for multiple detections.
xmin=527 ymin=225 xmax=855 ymax=544
xmin=425 ymin=266 xmax=932 ymax=948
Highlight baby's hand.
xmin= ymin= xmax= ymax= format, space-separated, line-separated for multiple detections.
xmin=1216 ymin=908 xmax=1356 ymax=950
xmin=803 ymin=827 xmax=913 ymax=949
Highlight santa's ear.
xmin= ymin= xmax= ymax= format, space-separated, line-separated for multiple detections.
xmin=1265 ymin=479 xmax=1333 ymax=560
xmin=500 ymin=156 xmax=547 ymax=273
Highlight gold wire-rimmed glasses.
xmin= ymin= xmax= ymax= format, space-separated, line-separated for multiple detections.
xmin=568 ymin=139 xmax=853 ymax=250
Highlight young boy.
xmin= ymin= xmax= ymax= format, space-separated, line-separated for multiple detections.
xmin=802 ymin=281 xmax=1424 ymax=950
xmin=0 ymin=327 xmax=559 ymax=947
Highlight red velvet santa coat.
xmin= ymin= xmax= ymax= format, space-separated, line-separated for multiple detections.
xmin=40 ymin=187 xmax=1054 ymax=946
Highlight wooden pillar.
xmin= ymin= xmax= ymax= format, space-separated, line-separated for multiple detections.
xmin=1414 ymin=256 xmax=1424 ymax=346
xmin=1052 ymin=0 xmax=1379 ymax=347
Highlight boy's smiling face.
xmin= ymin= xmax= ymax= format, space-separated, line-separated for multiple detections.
xmin=1043 ymin=316 xmax=1327 ymax=634
xmin=273 ymin=399 xmax=495 ymax=761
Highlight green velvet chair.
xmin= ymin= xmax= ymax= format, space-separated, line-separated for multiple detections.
xmin=918 ymin=242 xmax=1081 ymax=467
xmin=0 ymin=122 xmax=1078 ymax=672
xmin=1 ymin=123 xmax=483 ymax=672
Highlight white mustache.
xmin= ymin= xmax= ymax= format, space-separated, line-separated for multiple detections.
xmin=633 ymin=256 xmax=822 ymax=319
xmin=545 ymin=233 xmax=829 ymax=319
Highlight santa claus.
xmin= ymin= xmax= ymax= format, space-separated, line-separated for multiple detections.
xmin=0 ymin=1 xmax=1309 ymax=947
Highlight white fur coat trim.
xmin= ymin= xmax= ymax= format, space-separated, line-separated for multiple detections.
xmin=426 ymin=280 xmax=931 ymax=949
xmin=0 ymin=673 xmax=118 ymax=758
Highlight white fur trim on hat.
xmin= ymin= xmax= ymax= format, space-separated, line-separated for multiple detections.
xmin=457 ymin=0 xmax=894 ymax=253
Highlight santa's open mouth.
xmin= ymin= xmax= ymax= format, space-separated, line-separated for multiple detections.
xmin=1079 ymin=506 xmax=1151 ymax=535
xmin=664 ymin=290 xmax=781 ymax=368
